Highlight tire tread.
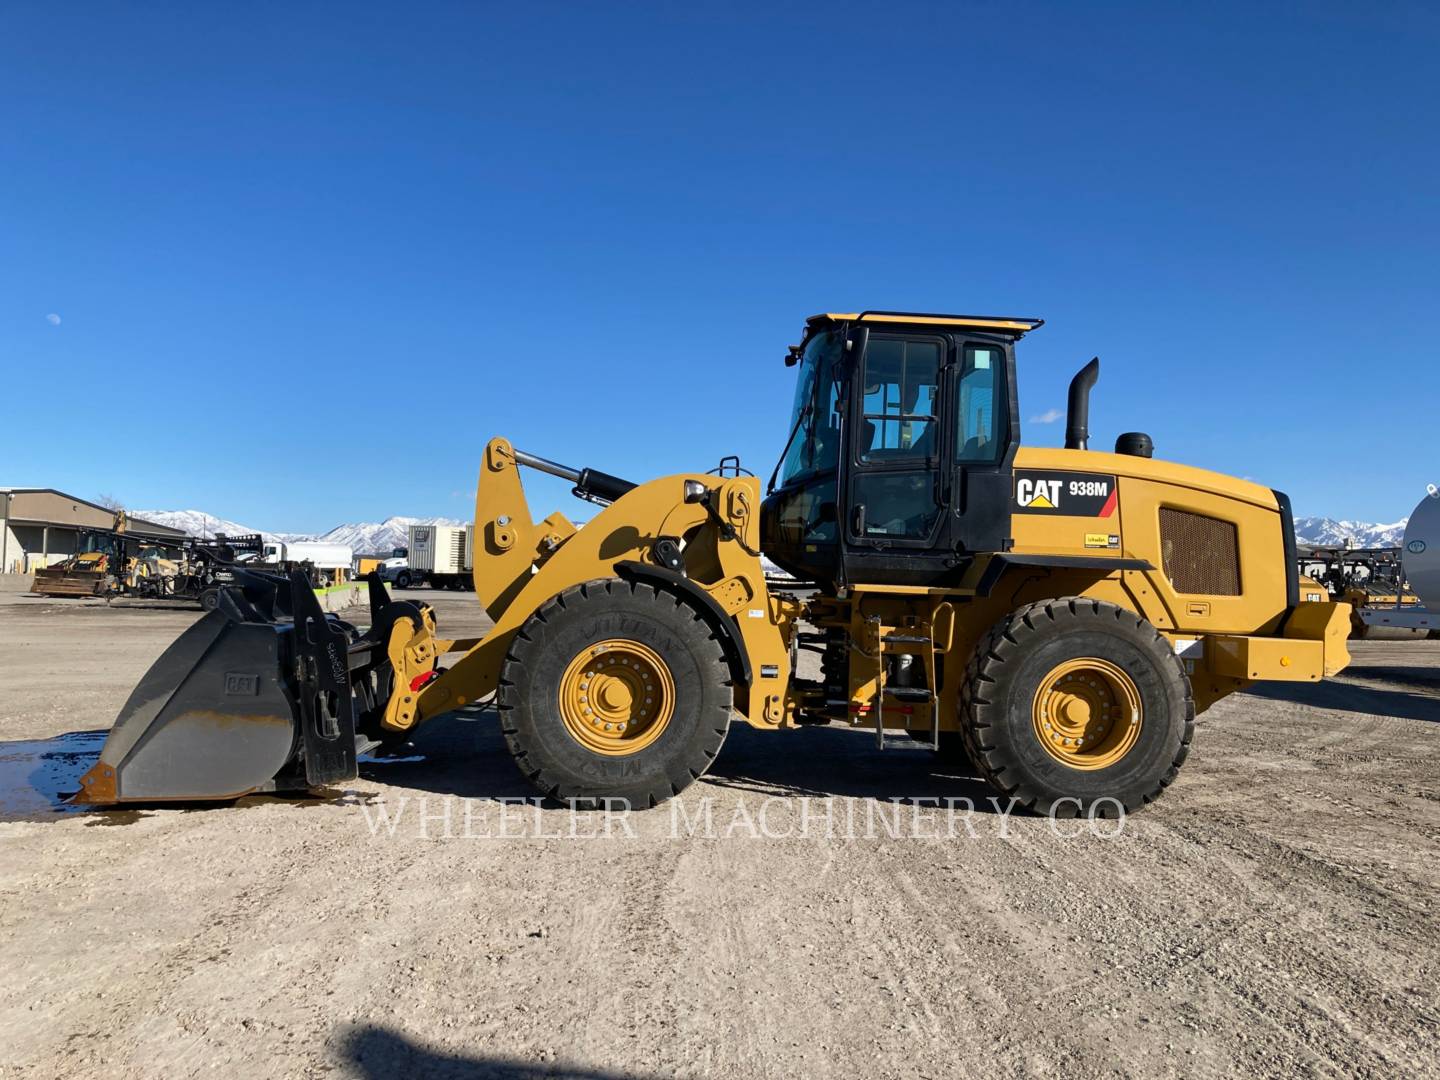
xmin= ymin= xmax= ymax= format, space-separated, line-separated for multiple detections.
xmin=958 ymin=597 xmax=1195 ymax=815
xmin=496 ymin=579 xmax=731 ymax=809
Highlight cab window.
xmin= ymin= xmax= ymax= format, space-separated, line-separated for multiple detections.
xmin=859 ymin=337 xmax=941 ymax=462
xmin=957 ymin=345 xmax=1003 ymax=462
xmin=779 ymin=330 xmax=843 ymax=485
xmin=853 ymin=472 xmax=943 ymax=539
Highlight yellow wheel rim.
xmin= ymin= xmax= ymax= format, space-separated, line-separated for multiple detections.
xmin=1032 ymin=657 xmax=1143 ymax=770
xmin=559 ymin=639 xmax=676 ymax=756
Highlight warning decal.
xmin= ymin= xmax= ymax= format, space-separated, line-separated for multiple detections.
xmin=1014 ymin=471 xmax=1118 ymax=516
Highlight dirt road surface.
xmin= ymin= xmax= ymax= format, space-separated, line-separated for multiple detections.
xmin=1 ymin=589 xmax=1437 ymax=1078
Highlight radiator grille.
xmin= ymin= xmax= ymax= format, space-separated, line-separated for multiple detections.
xmin=1159 ymin=509 xmax=1241 ymax=595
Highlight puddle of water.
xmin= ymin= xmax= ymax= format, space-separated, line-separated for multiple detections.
xmin=357 ymin=739 xmax=430 ymax=766
xmin=357 ymin=744 xmax=431 ymax=789
xmin=0 ymin=730 xmax=107 ymax=821
xmin=0 ymin=734 xmax=385 ymax=823
xmin=358 ymin=753 xmax=428 ymax=764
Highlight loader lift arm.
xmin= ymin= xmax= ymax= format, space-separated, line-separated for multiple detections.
xmin=398 ymin=437 xmax=792 ymax=734
xmin=74 ymin=437 xmax=791 ymax=805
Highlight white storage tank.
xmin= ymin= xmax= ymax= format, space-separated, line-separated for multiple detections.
xmin=1402 ymin=491 xmax=1440 ymax=611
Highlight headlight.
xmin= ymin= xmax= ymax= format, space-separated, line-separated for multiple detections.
xmin=683 ymin=480 xmax=708 ymax=504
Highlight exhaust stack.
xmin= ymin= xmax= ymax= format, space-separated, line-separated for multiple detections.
xmin=1065 ymin=357 xmax=1100 ymax=450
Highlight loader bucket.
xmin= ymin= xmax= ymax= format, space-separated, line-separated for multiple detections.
xmin=74 ymin=570 xmax=369 ymax=804
xmin=31 ymin=567 xmax=109 ymax=598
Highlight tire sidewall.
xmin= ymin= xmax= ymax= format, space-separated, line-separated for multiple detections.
xmin=972 ymin=609 xmax=1189 ymax=809
xmin=505 ymin=587 xmax=729 ymax=803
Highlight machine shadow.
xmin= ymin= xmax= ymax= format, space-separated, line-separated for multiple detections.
xmin=358 ymin=707 xmax=534 ymax=800
xmin=1241 ymin=679 xmax=1440 ymax=724
xmin=1341 ymin=664 xmax=1440 ymax=690
xmin=363 ymin=709 xmax=1001 ymax=807
xmin=705 ymin=723 xmax=1000 ymax=805
xmin=344 ymin=1025 xmax=659 ymax=1080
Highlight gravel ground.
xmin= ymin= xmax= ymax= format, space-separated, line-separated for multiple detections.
xmin=0 ymin=588 xmax=1437 ymax=1079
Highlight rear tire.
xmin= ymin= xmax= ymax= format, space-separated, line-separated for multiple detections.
xmin=959 ymin=598 xmax=1194 ymax=815
xmin=498 ymin=579 xmax=733 ymax=809
xmin=199 ymin=588 xmax=220 ymax=612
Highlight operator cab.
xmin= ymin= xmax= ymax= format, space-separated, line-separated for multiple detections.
xmin=760 ymin=311 xmax=1041 ymax=588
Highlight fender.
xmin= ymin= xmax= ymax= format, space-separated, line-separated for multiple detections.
xmin=614 ymin=560 xmax=753 ymax=687
xmin=973 ymin=552 xmax=1155 ymax=598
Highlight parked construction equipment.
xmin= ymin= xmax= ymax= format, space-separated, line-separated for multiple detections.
xmin=30 ymin=519 xmax=261 ymax=609
xmin=77 ymin=311 xmax=1352 ymax=814
xmin=1299 ymin=499 xmax=1440 ymax=637
xmin=1328 ymin=494 xmax=1439 ymax=636
xmin=30 ymin=513 xmax=129 ymax=597
xmin=131 ymin=534 xmax=264 ymax=610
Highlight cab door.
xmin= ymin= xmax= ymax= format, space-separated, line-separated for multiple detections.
xmin=841 ymin=331 xmax=954 ymax=581
xmin=946 ymin=339 xmax=1017 ymax=556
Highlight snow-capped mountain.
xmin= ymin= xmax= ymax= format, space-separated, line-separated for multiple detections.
xmin=1293 ymin=516 xmax=1408 ymax=549
xmin=135 ymin=510 xmax=464 ymax=554
xmin=311 ymin=517 xmax=464 ymax=555
xmin=133 ymin=509 xmax=284 ymax=541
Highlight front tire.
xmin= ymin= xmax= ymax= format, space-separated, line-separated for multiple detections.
xmin=959 ymin=598 xmax=1194 ymax=815
xmin=395 ymin=571 xmax=412 ymax=589
xmin=498 ymin=579 xmax=733 ymax=808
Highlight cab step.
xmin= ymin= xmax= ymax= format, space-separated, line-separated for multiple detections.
xmin=882 ymin=685 xmax=933 ymax=703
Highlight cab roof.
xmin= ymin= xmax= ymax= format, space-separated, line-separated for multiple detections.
xmin=806 ymin=311 xmax=1044 ymax=337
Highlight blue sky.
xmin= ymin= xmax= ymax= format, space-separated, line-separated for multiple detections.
xmin=2 ymin=2 xmax=1435 ymax=531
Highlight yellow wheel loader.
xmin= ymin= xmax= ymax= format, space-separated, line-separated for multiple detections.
xmin=31 ymin=512 xmax=129 ymax=598
xmin=76 ymin=312 xmax=1352 ymax=814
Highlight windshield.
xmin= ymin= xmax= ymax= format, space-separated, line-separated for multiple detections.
xmin=778 ymin=330 xmax=842 ymax=485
